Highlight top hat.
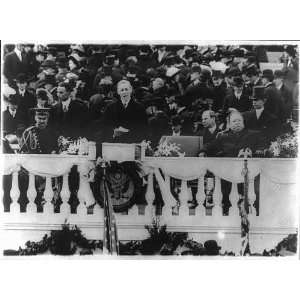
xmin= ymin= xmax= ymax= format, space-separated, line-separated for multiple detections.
xmin=250 ymin=86 xmax=266 ymax=100
xmin=204 ymin=240 xmax=221 ymax=255
xmin=262 ymin=69 xmax=274 ymax=81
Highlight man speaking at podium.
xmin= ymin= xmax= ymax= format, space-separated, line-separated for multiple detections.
xmin=102 ymin=79 xmax=148 ymax=143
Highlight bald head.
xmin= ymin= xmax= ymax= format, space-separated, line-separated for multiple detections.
xmin=202 ymin=110 xmax=216 ymax=128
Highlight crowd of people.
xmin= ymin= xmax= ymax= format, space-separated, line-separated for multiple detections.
xmin=2 ymin=43 xmax=299 ymax=157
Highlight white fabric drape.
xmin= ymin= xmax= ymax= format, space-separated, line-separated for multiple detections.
xmin=1 ymin=155 xmax=91 ymax=177
xmin=144 ymin=158 xmax=297 ymax=184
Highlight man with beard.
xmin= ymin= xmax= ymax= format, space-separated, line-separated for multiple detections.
xmin=102 ymin=79 xmax=148 ymax=143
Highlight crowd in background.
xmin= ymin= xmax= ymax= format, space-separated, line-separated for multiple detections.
xmin=2 ymin=43 xmax=299 ymax=155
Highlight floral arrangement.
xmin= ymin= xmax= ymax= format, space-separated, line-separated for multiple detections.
xmin=268 ymin=132 xmax=298 ymax=158
xmin=153 ymin=140 xmax=185 ymax=157
xmin=58 ymin=136 xmax=89 ymax=155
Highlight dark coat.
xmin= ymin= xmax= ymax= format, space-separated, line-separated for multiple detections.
xmin=196 ymin=126 xmax=220 ymax=145
xmin=243 ymin=109 xmax=282 ymax=143
xmin=15 ymin=90 xmax=37 ymax=117
xmin=3 ymin=51 xmax=27 ymax=85
xmin=277 ymin=84 xmax=293 ymax=120
xmin=2 ymin=108 xmax=27 ymax=136
xmin=19 ymin=125 xmax=59 ymax=154
xmin=223 ymin=88 xmax=252 ymax=113
xmin=264 ymin=82 xmax=282 ymax=120
xmin=211 ymin=81 xmax=228 ymax=111
xmin=202 ymin=129 xmax=266 ymax=157
xmin=52 ymin=99 xmax=89 ymax=138
xmin=102 ymin=99 xmax=148 ymax=143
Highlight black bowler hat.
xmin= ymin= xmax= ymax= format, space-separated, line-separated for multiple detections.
xmin=41 ymin=59 xmax=57 ymax=69
xmin=262 ymin=69 xmax=274 ymax=81
xmin=250 ymin=86 xmax=266 ymax=100
xmin=212 ymin=70 xmax=224 ymax=78
xmin=7 ymin=94 xmax=19 ymax=105
xmin=245 ymin=65 xmax=259 ymax=77
xmin=15 ymin=73 xmax=27 ymax=83
xmin=232 ymin=76 xmax=244 ymax=87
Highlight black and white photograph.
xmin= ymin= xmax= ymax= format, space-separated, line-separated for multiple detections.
xmin=1 ymin=41 xmax=298 ymax=257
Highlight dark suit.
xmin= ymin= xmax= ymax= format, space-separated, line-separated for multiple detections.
xmin=277 ymin=84 xmax=293 ymax=121
xmin=3 ymin=51 xmax=27 ymax=86
xmin=264 ymin=82 xmax=282 ymax=120
xmin=52 ymin=99 xmax=89 ymax=138
xmin=15 ymin=90 xmax=37 ymax=125
xmin=202 ymin=129 xmax=265 ymax=157
xmin=102 ymin=99 xmax=148 ymax=143
xmin=211 ymin=81 xmax=228 ymax=111
xmin=2 ymin=108 xmax=27 ymax=136
xmin=243 ymin=109 xmax=282 ymax=143
xmin=196 ymin=126 xmax=220 ymax=146
xmin=223 ymin=88 xmax=252 ymax=113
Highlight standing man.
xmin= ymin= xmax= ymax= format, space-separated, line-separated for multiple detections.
xmin=223 ymin=77 xmax=252 ymax=113
xmin=102 ymin=79 xmax=148 ymax=143
xmin=14 ymin=73 xmax=37 ymax=125
xmin=243 ymin=86 xmax=282 ymax=143
xmin=261 ymin=69 xmax=282 ymax=120
xmin=52 ymin=82 xmax=89 ymax=138
xmin=273 ymin=70 xmax=293 ymax=122
xmin=3 ymin=44 xmax=27 ymax=87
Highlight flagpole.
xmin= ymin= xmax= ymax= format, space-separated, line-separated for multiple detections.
xmin=100 ymin=159 xmax=119 ymax=255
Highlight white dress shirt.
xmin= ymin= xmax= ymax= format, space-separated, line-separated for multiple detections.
xmin=62 ymin=98 xmax=71 ymax=112
xmin=255 ymin=107 xmax=264 ymax=119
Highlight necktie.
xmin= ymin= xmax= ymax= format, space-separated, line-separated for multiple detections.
xmin=63 ymin=105 xmax=68 ymax=112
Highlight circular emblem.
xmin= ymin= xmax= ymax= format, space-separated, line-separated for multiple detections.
xmin=98 ymin=163 xmax=143 ymax=212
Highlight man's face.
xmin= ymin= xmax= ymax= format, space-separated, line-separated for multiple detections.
xmin=17 ymin=82 xmax=27 ymax=91
xmin=202 ymin=113 xmax=215 ymax=128
xmin=172 ymin=124 xmax=181 ymax=133
xmin=35 ymin=114 xmax=49 ymax=129
xmin=212 ymin=76 xmax=223 ymax=87
xmin=36 ymin=54 xmax=44 ymax=63
xmin=261 ymin=77 xmax=268 ymax=85
xmin=233 ymin=86 xmax=243 ymax=94
xmin=229 ymin=114 xmax=244 ymax=133
xmin=44 ymin=83 xmax=54 ymax=91
xmin=273 ymin=77 xmax=283 ymax=87
xmin=9 ymin=103 xmax=18 ymax=113
xmin=190 ymin=72 xmax=200 ymax=82
xmin=152 ymin=78 xmax=163 ymax=91
xmin=57 ymin=86 xmax=69 ymax=101
xmin=117 ymin=82 xmax=132 ymax=105
xmin=252 ymin=98 xmax=265 ymax=110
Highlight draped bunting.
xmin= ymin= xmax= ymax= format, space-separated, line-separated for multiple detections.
xmin=144 ymin=158 xmax=297 ymax=185
xmin=1 ymin=155 xmax=92 ymax=177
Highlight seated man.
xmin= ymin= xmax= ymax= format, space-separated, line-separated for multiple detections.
xmin=199 ymin=111 xmax=264 ymax=215
xmin=199 ymin=111 xmax=266 ymax=157
xmin=19 ymin=107 xmax=59 ymax=154
xmin=196 ymin=110 xmax=220 ymax=147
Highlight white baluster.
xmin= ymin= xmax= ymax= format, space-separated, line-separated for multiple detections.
xmin=145 ymin=171 xmax=155 ymax=217
xmin=77 ymin=164 xmax=88 ymax=216
xmin=9 ymin=171 xmax=20 ymax=213
xmin=44 ymin=176 xmax=54 ymax=214
xmin=26 ymin=173 xmax=37 ymax=213
xmin=230 ymin=182 xmax=240 ymax=216
xmin=60 ymin=174 xmax=71 ymax=214
xmin=179 ymin=180 xmax=189 ymax=215
xmin=213 ymin=176 xmax=223 ymax=216
xmin=196 ymin=176 xmax=205 ymax=214
xmin=164 ymin=175 xmax=173 ymax=215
